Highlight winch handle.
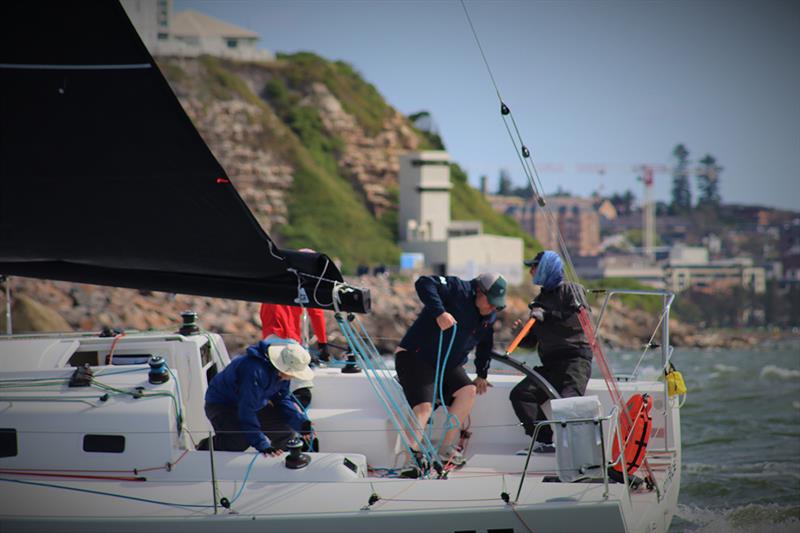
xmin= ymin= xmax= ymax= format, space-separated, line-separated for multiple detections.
xmin=505 ymin=318 xmax=536 ymax=355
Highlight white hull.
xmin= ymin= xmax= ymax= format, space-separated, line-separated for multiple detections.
xmin=0 ymin=331 xmax=681 ymax=533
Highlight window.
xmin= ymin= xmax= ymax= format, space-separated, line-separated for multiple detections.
xmin=0 ymin=428 xmax=17 ymax=457
xmin=83 ymin=435 xmax=125 ymax=453
xmin=226 ymin=39 xmax=239 ymax=49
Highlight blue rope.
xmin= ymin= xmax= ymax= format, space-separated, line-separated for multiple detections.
xmin=336 ymin=318 xmax=412 ymax=448
xmin=288 ymin=391 xmax=315 ymax=452
xmin=336 ymin=315 xmax=438 ymax=468
xmin=0 ymin=451 xmax=262 ymax=510
xmin=429 ymin=326 xmax=460 ymax=453
xmin=229 ymin=452 xmax=259 ymax=504
xmin=165 ymin=362 xmax=184 ymax=432
xmin=351 ymin=316 xmax=443 ymax=467
xmin=348 ymin=316 xmax=439 ymax=463
xmin=356 ymin=314 xmax=437 ymax=466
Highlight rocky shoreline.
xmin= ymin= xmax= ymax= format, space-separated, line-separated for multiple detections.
xmin=4 ymin=277 xmax=795 ymax=357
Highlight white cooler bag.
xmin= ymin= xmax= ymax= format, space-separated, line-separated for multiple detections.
xmin=551 ymin=395 xmax=604 ymax=482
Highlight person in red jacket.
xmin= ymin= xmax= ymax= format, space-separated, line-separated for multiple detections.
xmin=259 ymin=250 xmax=329 ymax=409
xmin=259 ymin=303 xmax=328 ymax=409
xmin=259 ymin=303 xmax=328 ymax=356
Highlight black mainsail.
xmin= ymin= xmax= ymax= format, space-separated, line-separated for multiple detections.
xmin=0 ymin=1 xmax=369 ymax=313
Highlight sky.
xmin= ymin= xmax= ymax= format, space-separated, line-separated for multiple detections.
xmin=174 ymin=0 xmax=799 ymax=211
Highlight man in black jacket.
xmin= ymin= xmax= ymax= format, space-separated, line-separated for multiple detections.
xmin=395 ymin=272 xmax=506 ymax=473
xmin=510 ymin=251 xmax=593 ymax=453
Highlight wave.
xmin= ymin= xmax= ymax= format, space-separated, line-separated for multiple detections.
xmin=684 ymin=461 xmax=800 ymax=476
xmin=760 ymin=365 xmax=800 ymax=380
xmin=713 ymin=363 xmax=740 ymax=373
xmin=674 ymin=503 xmax=800 ymax=533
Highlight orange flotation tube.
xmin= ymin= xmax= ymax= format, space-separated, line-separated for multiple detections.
xmin=611 ymin=393 xmax=652 ymax=478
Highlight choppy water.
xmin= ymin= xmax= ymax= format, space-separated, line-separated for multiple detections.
xmin=510 ymin=344 xmax=800 ymax=532
xmin=666 ymin=346 xmax=800 ymax=532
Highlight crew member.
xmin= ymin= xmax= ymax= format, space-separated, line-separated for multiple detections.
xmin=197 ymin=340 xmax=314 ymax=455
xmin=510 ymin=251 xmax=592 ymax=453
xmin=395 ymin=272 xmax=506 ymax=475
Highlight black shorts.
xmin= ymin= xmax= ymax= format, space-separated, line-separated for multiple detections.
xmin=395 ymin=350 xmax=475 ymax=408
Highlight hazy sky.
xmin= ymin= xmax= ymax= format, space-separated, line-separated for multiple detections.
xmin=175 ymin=0 xmax=799 ymax=211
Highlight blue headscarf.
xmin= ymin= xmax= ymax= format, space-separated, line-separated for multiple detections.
xmin=532 ymin=250 xmax=564 ymax=291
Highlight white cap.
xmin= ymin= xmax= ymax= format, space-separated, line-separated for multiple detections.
xmin=267 ymin=343 xmax=314 ymax=381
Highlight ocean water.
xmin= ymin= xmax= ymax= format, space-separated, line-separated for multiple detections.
xmin=666 ymin=346 xmax=800 ymax=533
xmin=510 ymin=345 xmax=800 ymax=532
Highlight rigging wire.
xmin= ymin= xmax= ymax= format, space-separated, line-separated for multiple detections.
xmin=459 ymin=0 xmax=580 ymax=285
xmin=459 ymin=0 xmax=660 ymax=493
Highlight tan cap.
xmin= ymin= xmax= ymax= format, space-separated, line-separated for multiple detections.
xmin=267 ymin=343 xmax=314 ymax=381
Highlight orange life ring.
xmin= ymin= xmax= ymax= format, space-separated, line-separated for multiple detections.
xmin=611 ymin=393 xmax=652 ymax=477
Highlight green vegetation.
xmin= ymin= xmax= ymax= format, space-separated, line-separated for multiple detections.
xmin=408 ymin=111 xmax=445 ymax=150
xmin=199 ymin=56 xmax=262 ymax=104
xmin=449 ymin=163 xmax=541 ymax=259
xmin=162 ymin=54 xmax=541 ymax=274
xmin=276 ymin=52 xmax=392 ymax=136
xmin=264 ymin=77 xmax=344 ymax=176
xmin=583 ymin=277 xmax=664 ymax=315
xmin=188 ymin=57 xmax=399 ymax=272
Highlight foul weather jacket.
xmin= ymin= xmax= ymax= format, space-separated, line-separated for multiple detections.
xmin=523 ymin=282 xmax=592 ymax=365
xmin=205 ymin=340 xmax=308 ymax=452
xmin=259 ymin=303 xmax=327 ymax=344
xmin=399 ymin=275 xmax=496 ymax=378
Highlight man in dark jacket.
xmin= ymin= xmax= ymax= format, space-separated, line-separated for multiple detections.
xmin=510 ymin=251 xmax=592 ymax=453
xmin=197 ymin=339 xmax=314 ymax=456
xmin=395 ymin=272 xmax=506 ymax=472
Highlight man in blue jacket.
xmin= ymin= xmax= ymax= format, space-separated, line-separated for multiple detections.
xmin=197 ymin=339 xmax=314 ymax=456
xmin=395 ymin=272 xmax=506 ymax=473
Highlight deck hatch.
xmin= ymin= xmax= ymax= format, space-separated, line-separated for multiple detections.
xmin=0 ymin=428 xmax=17 ymax=457
xmin=83 ymin=434 xmax=125 ymax=453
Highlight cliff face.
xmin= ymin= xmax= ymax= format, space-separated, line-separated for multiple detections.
xmin=157 ymin=54 xmax=424 ymax=270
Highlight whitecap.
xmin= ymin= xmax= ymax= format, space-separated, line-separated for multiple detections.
xmin=676 ymin=503 xmax=800 ymax=532
xmin=760 ymin=365 xmax=800 ymax=380
xmin=713 ymin=363 xmax=739 ymax=373
xmin=793 ymin=401 xmax=800 ymax=410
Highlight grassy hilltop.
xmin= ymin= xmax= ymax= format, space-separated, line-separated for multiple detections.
xmin=159 ymin=52 xmax=538 ymax=272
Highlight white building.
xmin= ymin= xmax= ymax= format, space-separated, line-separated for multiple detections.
xmin=398 ymin=152 xmax=523 ymax=284
xmin=121 ymin=0 xmax=273 ymax=61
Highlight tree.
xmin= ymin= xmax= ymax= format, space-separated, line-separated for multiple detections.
xmin=696 ymin=154 xmax=722 ymax=207
xmin=609 ymin=189 xmax=635 ymax=216
xmin=670 ymin=144 xmax=692 ymax=213
xmin=497 ymin=169 xmax=512 ymax=195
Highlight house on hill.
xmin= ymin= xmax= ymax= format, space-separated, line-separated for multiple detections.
xmin=121 ymin=0 xmax=273 ymax=61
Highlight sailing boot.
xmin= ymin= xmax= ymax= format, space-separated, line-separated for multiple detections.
xmin=398 ymin=450 xmax=426 ymax=478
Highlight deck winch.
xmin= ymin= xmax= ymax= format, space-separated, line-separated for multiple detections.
xmin=148 ymin=356 xmax=170 ymax=384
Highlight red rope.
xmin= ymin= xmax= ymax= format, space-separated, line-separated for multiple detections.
xmin=105 ymin=332 xmax=126 ymax=365
xmin=0 ymin=469 xmax=145 ymax=482
xmin=576 ymin=308 xmax=657 ymax=487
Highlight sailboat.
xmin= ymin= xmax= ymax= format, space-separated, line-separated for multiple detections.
xmin=0 ymin=2 xmax=682 ymax=531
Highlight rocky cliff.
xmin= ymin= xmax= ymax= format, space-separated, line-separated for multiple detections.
xmin=3 ymin=275 xmax=766 ymax=359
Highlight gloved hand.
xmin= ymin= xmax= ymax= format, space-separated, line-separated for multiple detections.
xmin=317 ymin=342 xmax=330 ymax=362
xmin=529 ymin=306 xmax=545 ymax=322
xmin=260 ymin=446 xmax=283 ymax=457
xmin=299 ymin=419 xmax=314 ymax=436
